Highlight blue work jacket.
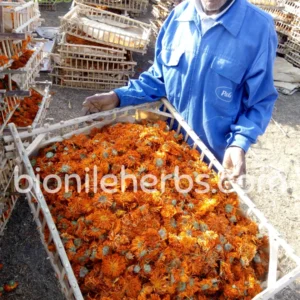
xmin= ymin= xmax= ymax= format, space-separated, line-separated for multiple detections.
xmin=114 ymin=0 xmax=278 ymax=162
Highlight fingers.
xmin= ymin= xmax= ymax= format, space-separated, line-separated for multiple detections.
xmin=82 ymin=94 xmax=103 ymax=115
xmin=220 ymin=146 xmax=246 ymax=190
xmin=83 ymin=94 xmax=100 ymax=104
xmin=219 ymin=169 xmax=233 ymax=191
xmin=231 ymin=161 xmax=246 ymax=180
xmin=81 ymin=106 xmax=90 ymax=116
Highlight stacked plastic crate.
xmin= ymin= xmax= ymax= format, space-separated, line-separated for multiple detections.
xmin=0 ymin=1 xmax=51 ymax=234
xmin=250 ymin=0 xmax=300 ymax=67
xmin=51 ymin=3 xmax=152 ymax=90
xmin=282 ymin=0 xmax=300 ymax=67
xmin=74 ymin=0 xmax=148 ymax=16
xmin=151 ymin=0 xmax=183 ymax=36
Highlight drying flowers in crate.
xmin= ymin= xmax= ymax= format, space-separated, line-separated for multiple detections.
xmin=52 ymin=35 xmax=136 ymax=76
xmin=4 ymin=82 xmax=52 ymax=131
xmin=0 ymin=40 xmax=22 ymax=71
xmin=0 ymin=1 xmax=41 ymax=34
xmin=1 ymin=42 xmax=44 ymax=91
xmin=60 ymin=4 xmax=152 ymax=54
xmin=51 ymin=69 xmax=129 ymax=91
xmin=74 ymin=0 xmax=149 ymax=15
xmin=5 ymin=99 xmax=300 ymax=299
xmin=60 ymin=34 xmax=127 ymax=61
xmin=0 ymin=36 xmax=32 ymax=72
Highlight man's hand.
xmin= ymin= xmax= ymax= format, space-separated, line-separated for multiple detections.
xmin=82 ymin=91 xmax=120 ymax=115
xmin=220 ymin=146 xmax=246 ymax=188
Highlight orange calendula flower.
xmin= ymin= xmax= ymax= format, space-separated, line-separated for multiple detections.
xmin=101 ymin=254 xmax=126 ymax=278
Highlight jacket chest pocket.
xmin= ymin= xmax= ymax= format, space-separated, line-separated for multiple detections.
xmin=158 ymin=48 xmax=186 ymax=100
xmin=210 ymin=56 xmax=246 ymax=116
xmin=158 ymin=48 xmax=185 ymax=67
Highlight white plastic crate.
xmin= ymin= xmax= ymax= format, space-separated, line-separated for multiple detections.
xmin=263 ymin=8 xmax=293 ymax=23
xmin=0 ymin=153 xmax=19 ymax=235
xmin=74 ymin=0 xmax=148 ymax=14
xmin=0 ymin=96 xmax=20 ymax=135
xmin=58 ymin=34 xmax=128 ymax=61
xmin=291 ymin=17 xmax=300 ymax=29
xmin=275 ymin=20 xmax=293 ymax=36
xmin=0 ymin=39 xmax=24 ymax=72
xmin=291 ymin=30 xmax=300 ymax=43
xmin=283 ymin=0 xmax=300 ymax=15
xmin=0 ymin=1 xmax=41 ymax=34
xmin=10 ymin=42 xmax=44 ymax=91
xmin=28 ymin=82 xmax=52 ymax=130
xmin=53 ymin=36 xmax=137 ymax=76
xmin=286 ymin=40 xmax=300 ymax=53
xmin=5 ymin=82 xmax=52 ymax=132
xmin=0 ymin=83 xmax=51 ymax=234
xmin=277 ymin=43 xmax=288 ymax=54
xmin=60 ymin=4 xmax=152 ymax=53
xmin=249 ymin=0 xmax=284 ymax=9
xmin=39 ymin=0 xmax=57 ymax=11
xmin=0 ymin=81 xmax=49 ymax=136
xmin=152 ymin=4 xmax=170 ymax=19
xmin=5 ymin=99 xmax=300 ymax=300
xmin=150 ymin=19 xmax=163 ymax=37
xmin=285 ymin=50 xmax=300 ymax=68
xmin=51 ymin=70 xmax=129 ymax=90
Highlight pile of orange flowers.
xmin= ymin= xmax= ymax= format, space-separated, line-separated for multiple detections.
xmin=0 ymin=89 xmax=43 ymax=127
xmin=0 ymin=55 xmax=9 ymax=67
xmin=10 ymin=49 xmax=34 ymax=70
xmin=66 ymin=34 xmax=120 ymax=51
xmin=33 ymin=121 xmax=269 ymax=300
xmin=8 ymin=89 xmax=43 ymax=127
xmin=0 ymin=36 xmax=32 ymax=68
xmin=66 ymin=34 xmax=103 ymax=46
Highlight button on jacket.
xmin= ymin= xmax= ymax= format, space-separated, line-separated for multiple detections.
xmin=114 ymin=0 xmax=278 ymax=162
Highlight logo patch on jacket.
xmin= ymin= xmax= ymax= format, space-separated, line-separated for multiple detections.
xmin=215 ymin=87 xmax=233 ymax=102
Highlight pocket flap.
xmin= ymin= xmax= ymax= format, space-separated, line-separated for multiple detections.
xmin=211 ymin=57 xmax=246 ymax=85
xmin=158 ymin=49 xmax=184 ymax=67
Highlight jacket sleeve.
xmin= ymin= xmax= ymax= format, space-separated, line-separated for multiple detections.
xmin=226 ymin=23 xmax=278 ymax=152
xmin=113 ymin=21 xmax=169 ymax=106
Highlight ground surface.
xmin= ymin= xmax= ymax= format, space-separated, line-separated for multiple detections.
xmin=0 ymin=2 xmax=300 ymax=300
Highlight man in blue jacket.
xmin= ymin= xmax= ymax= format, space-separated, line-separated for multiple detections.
xmin=82 ymin=0 xmax=278 ymax=182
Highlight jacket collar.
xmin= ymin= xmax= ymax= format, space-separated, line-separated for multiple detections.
xmin=175 ymin=0 xmax=247 ymax=37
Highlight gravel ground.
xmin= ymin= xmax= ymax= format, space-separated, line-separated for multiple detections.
xmin=0 ymin=2 xmax=300 ymax=300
